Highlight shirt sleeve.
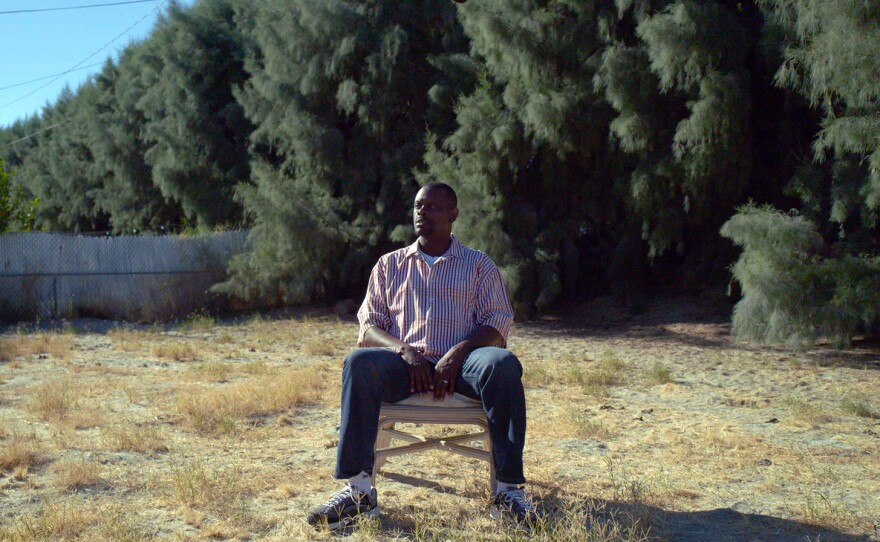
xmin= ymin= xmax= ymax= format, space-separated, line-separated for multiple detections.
xmin=474 ymin=257 xmax=514 ymax=345
xmin=357 ymin=257 xmax=392 ymax=346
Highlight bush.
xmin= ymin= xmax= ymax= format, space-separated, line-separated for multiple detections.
xmin=721 ymin=204 xmax=880 ymax=348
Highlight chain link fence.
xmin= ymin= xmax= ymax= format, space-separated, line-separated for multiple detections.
xmin=0 ymin=231 xmax=249 ymax=323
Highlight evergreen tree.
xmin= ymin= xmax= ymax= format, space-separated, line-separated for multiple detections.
xmin=721 ymin=1 xmax=880 ymax=346
xmin=137 ymin=0 xmax=252 ymax=228
xmin=219 ymin=0 xmax=468 ymax=303
xmin=15 ymin=86 xmax=110 ymax=232
xmin=88 ymin=54 xmax=185 ymax=233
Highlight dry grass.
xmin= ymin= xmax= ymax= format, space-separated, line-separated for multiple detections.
xmin=0 ymin=308 xmax=877 ymax=541
xmin=0 ymin=432 xmax=43 ymax=475
xmin=0 ymin=331 xmax=74 ymax=363
xmin=781 ymin=395 xmax=827 ymax=426
xmin=169 ymin=462 xmax=266 ymax=533
xmin=101 ymin=423 xmax=169 ymax=454
xmin=648 ymin=362 xmax=673 ymax=384
xmin=0 ymin=499 xmax=102 ymax=541
xmin=176 ymin=365 xmax=325 ymax=434
xmin=152 ymin=342 xmax=199 ymax=361
xmin=841 ymin=396 xmax=879 ymax=419
xmin=28 ymin=378 xmax=78 ymax=421
xmin=181 ymin=311 xmax=217 ymax=332
xmin=188 ymin=361 xmax=233 ymax=382
xmin=565 ymin=351 xmax=626 ymax=397
xmin=51 ymin=456 xmax=105 ymax=491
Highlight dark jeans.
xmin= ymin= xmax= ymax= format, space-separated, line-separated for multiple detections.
xmin=334 ymin=347 xmax=527 ymax=485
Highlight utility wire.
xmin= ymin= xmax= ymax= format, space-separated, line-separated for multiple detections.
xmin=0 ymin=62 xmax=105 ymax=93
xmin=0 ymin=0 xmax=167 ymax=111
xmin=2 ymin=118 xmax=71 ymax=149
xmin=0 ymin=1 xmax=158 ymax=15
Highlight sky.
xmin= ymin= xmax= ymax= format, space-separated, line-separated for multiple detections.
xmin=0 ymin=0 xmax=196 ymax=129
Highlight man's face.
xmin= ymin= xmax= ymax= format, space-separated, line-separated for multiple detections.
xmin=413 ymin=186 xmax=457 ymax=241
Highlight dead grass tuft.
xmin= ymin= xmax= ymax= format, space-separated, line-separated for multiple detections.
xmin=841 ymin=396 xmax=879 ymax=419
xmin=781 ymin=395 xmax=827 ymax=426
xmin=188 ymin=361 xmax=233 ymax=382
xmin=0 ymin=332 xmax=74 ymax=363
xmin=648 ymin=362 xmax=673 ymax=384
xmin=102 ymin=423 xmax=169 ymax=454
xmin=0 ymin=432 xmax=43 ymax=473
xmin=566 ymin=352 xmax=626 ymax=397
xmin=176 ymin=365 xmax=325 ymax=434
xmin=51 ymin=457 xmax=105 ymax=491
xmin=301 ymin=337 xmax=339 ymax=356
xmin=152 ymin=342 xmax=199 ymax=362
xmin=107 ymin=325 xmax=153 ymax=352
xmin=29 ymin=379 xmax=78 ymax=421
xmin=0 ymin=499 xmax=100 ymax=541
xmin=181 ymin=311 xmax=216 ymax=332
xmin=170 ymin=462 xmax=257 ymax=529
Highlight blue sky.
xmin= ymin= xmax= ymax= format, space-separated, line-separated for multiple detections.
xmin=0 ymin=0 xmax=196 ymax=128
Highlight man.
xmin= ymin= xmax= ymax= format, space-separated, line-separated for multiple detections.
xmin=307 ymin=182 xmax=539 ymax=530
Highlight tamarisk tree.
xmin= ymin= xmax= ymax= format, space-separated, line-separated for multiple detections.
xmin=219 ymin=0 xmax=468 ymax=303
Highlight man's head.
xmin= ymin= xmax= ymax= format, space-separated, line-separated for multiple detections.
xmin=413 ymin=182 xmax=458 ymax=243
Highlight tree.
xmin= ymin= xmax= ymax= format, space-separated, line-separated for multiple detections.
xmin=219 ymin=0 xmax=469 ymax=303
xmin=721 ymin=1 xmax=880 ymax=346
xmin=0 ymin=159 xmax=38 ymax=233
xmin=137 ymin=0 xmax=253 ymax=228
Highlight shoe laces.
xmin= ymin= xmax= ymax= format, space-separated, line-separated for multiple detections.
xmin=501 ymin=488 xmax=536 ymax=512
xmin=326 ymin=485 xmax=358 ymax=507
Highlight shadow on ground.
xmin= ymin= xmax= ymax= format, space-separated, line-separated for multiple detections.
xmin=332 ymin=473 xmax=875 ymax=541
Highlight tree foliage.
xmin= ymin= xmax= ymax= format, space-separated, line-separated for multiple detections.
xmin=0 ymin=159 xmax=38 ymax=233
xmin=0 ymin=0 xmax=878 ymax=345
xmin=218 ymin=0 xmax=468 ymax=303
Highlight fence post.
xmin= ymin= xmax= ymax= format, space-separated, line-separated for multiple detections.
xmin=53 ymin=276 xmax=58 ymax=319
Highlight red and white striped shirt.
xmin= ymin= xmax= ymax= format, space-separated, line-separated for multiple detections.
xmin=357 ymin=235 xmax=514 ymax=362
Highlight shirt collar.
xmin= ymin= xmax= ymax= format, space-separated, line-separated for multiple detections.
xmin=403 ymin=234 xmax=463 ymax=261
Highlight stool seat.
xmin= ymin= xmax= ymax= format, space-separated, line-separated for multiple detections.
xmin=372 ymin=393 xmax=495 ymax=491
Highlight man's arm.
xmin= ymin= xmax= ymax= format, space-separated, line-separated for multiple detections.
xmin=362 ymin=326 xmax=435 ymax=394
xmin=432 ymin=325 xmax=504 ymax=400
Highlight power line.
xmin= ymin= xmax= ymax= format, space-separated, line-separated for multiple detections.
xmin=0 ymin=1 xmax=158 ymax=15
xmin=0 ymin=62 xmax=105 ymax=93
xmin=0 ymin=0 xmax=167 ymax=112
xmin=2 ymin=119 xmax=71 ymax=149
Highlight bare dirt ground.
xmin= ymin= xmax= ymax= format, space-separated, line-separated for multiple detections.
xmin=1 ymin=296 xmax=878 ymax=541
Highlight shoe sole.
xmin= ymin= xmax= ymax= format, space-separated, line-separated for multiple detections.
xmin=325 ymin=506 xmax=380 ymax=530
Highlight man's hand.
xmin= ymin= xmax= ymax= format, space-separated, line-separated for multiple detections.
xmin=433 ymin=343 xmax=468 ymax=401
xmin=399 ymin=345 xmax=433 ymax=393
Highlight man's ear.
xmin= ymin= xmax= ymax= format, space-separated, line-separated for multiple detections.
xmin=449 ymin=208 xmax=459 ymax=223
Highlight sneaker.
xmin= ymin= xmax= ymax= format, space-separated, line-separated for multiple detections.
xmin=490 ymin=486 xmax=542 ymax=526
xmin=306 ymin=485 xmax=379 ymax=530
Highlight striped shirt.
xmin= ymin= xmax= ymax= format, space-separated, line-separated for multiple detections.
xmin=357 ymin=235 xmax=514 ymax=362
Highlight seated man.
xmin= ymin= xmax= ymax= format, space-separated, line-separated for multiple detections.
xmin=307 ymin=182 xmax=539 ymax=530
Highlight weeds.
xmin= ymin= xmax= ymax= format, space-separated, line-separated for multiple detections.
xmin=781 ymin=395 xmax=826 ymax=425
xmin=152 ymin=342 xmax=199 ymax=361
xmin=566 ymin=351 xmax=626 ymax=397
xmin=176 ymin=365 xmax=324 ymax=434
xmin=0 ymin=432 xmax=43 ymax=474
xmin=29 ymin=379 xmax=77 ymax=420
xmin=649 ymin=363 xmax=673 ymax=384
xmin=102 ymin=423 xmax=169 ymax=454
xmin=182 ymin=310 xmax=216 ymax=332
xmin=0 ymin=499 xmax=100 ymax=540
xmin=841 ymin=397 xmax=879 ymax=419
xmin=51 ymin=456 xmax=105 ymax=491
xmin=170 ymin=462 xmax=252 ymax=527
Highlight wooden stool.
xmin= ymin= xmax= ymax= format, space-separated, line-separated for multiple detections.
xmin=372 ymin=393 xmax=495 ymax=491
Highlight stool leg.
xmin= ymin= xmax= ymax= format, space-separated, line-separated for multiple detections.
xmin=373 ymin=421 xmax=394 ymax=477
xmin=486 ymin=433 xmax=496 ymax=494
